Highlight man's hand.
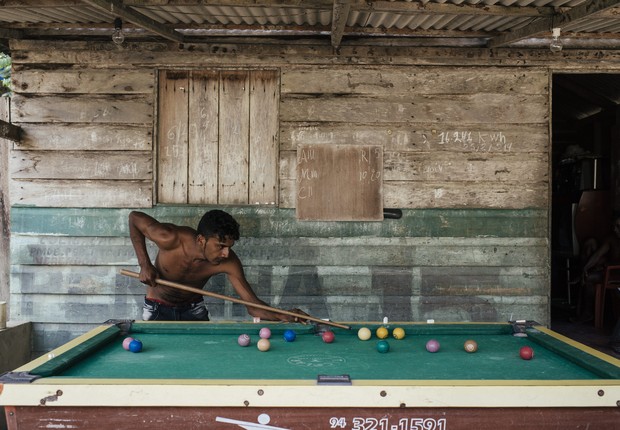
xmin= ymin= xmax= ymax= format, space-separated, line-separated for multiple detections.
xmin=139 ymin=264 xmax=160 ymax=288
xmin=283 ymin=308 xmax=311 ymax=323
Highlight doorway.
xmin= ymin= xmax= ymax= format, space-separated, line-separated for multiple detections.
xmin=550 ymin=73 xmax=620 ymax=329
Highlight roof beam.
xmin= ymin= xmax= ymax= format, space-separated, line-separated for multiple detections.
xmin=80 ymin=0 xmax=184 ymax=43
xmin=487 ymin=0 xmax=620 ymax=48
xmin=332 ymin=0 xmax=351 ymax=49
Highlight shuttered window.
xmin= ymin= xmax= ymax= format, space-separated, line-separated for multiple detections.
xmin=157 ymin=69 xmax=279 ymax=205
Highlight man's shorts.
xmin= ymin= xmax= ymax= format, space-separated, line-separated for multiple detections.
xmin=142 ymin=297 xmax=210 ymax=321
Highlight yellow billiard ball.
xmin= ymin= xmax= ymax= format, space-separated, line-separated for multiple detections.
xmin=257 ymin=338 xmax=271 ymax=352
xmin=392 ymin=327 xmax=405 ymax=340
xmin=357 ymin=327 xmax=372 ymax=341
xmin=376 ymin=326 xmax=389 ymax=339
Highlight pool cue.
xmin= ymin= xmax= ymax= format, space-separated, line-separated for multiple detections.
xmin=120 ymin=269 xmax=351 ymax=330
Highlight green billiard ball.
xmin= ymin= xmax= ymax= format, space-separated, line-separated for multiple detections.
xmin=376 ymin=340 xmax=390 ymax=353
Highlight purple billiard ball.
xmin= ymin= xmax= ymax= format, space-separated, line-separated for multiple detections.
xmin=128 ymin=339 xmax=143 ymax=353
xmin=238 ymin=333 xmax=251 ymax=347
xmin=425 ymin=339 xmax=440 ymax=353
xmin=259 ymin=327 xmax=271 ymax=339
xmin=122 ymin=337 xmax=134 ymax=351
xmin=283 ymin=329 xmax=296 ymax=342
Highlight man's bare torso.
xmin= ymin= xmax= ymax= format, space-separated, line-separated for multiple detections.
xmin=147 ymin=227 xmax=231 ymax=305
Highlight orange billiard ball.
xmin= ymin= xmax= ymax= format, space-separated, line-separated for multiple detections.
xmin=464 ymin=340 xmax=478 ymax=353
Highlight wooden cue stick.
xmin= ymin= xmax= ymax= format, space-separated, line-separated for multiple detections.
xmin=120 ymin=269 xmax=351 ymax=330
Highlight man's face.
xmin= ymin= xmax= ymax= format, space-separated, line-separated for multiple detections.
xmin=201 ymin=235 xmax=235 ymax=264
xmin=614 ymin=219 xmax=620 ymax=238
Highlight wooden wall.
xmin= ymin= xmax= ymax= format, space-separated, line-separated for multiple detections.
xmin=8 ymin=39 xmax=611 ymax=356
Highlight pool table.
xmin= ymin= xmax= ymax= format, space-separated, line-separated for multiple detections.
xmin=1 ymin=320 xmax=619 ymax=430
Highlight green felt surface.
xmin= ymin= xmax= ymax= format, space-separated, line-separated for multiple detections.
xmin=32 ymin=322 xmax=619 ymax=382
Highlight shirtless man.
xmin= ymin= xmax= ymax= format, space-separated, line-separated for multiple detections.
xmin=128 ymin=210 xmax=306 ymax=322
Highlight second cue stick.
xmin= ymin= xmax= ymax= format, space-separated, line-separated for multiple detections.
xmin=120 ymin=269 xmax=351 ymax=330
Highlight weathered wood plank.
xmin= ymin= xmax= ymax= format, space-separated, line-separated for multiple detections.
xmin=16 ymin=124 xmax=152 ymax=151
xmin=11 ymin=94 xmax=153 ymax=124
xmin=188 ymin=70 xmax=219 ymax=204
xmin=158 ymin=70 xmax=189 ymax=203
xmin=280 ymin=122 xmax=548 ymax=153
xmin=219 ymin=71 xmax=250 ymax=204
xmin=10 ymin=39 xmax=620 ymax=69
xmin=249 ymin=70 xmax=279 ymax=205
xmin=281 ymin=66 xmax=549 ymax=95
xmin=10 ymin=179 xmax=152 ymax=208
xmin=280 ymin=94 xmax=549 ymax=124
xmin=11 ymin=150 xmax=152 ymax=180
xmin=281 ymin=178 xmax=548 ymax=209
xmin=10 ymin=206 xmax=549 ymax=238
xmin=12 ymin=68 xmax=155 ymax=94
xmin=11 ymin=236 xmax=548 ymax=267
xmin=281 ymin=151 xmax=548 ymax=183
xmin=0 ymin=98 xmax=9 ymax=305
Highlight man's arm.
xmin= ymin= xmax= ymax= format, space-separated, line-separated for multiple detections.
xmin=128 ymin=211 xmax=179 ymax=287
xmin=225 ymin=252 xmax=304 ymax=322
xmin=584 ymin=240 xmax=611 ymax=275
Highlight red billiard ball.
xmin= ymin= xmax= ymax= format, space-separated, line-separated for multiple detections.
xmin=259 ymin=327 xmax=272 ymax=339
xmin=519 ymin=346 xmax=534 ymax=360
xmin=322 ymin=330 xmax=335 ymax=343
xmin=128 ymin=339 xmax=143 ymax=353
xmin=122 ymin=337 xmax=134 ymax=351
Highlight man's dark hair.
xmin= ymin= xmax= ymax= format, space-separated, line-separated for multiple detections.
xmin=197 ymin=210 xmax=240 ymax=241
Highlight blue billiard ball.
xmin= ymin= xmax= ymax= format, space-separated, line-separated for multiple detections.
xmin=283 ymin=329 xmax=296 ymax=342
xmin=128 ymin=339 xmax=143 ymax=353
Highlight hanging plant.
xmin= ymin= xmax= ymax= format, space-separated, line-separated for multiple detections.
xmin=0 ymin=53 xmax=12 ymax=97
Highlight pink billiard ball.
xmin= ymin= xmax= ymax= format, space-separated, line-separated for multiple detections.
xmin=425 ymin=339 xmax=440 ymax=353
xmin=520 ymin=346 xmax=534 ymax=360
xmin=122 ymin=337 xmax=134 ymax=351
xmin=238 ymin=334 xmax=251 ymax=347
xmin=322 ymin=330 xmax=335 ymax=343
xmin=259 ymin=327 xmax=272 ymax=339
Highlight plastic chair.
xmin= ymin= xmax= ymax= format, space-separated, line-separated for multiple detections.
xmin=594 ymin=265 xmax=620 ymax=329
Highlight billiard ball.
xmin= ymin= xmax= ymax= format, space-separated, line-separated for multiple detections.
xmin=376 ymin=326 xmax=389 ymax=339
xmin=425 ymin=339 xmax=440 ymax=353
xmin=128 ymin=339 xmax=143 ymax=353
xmin=376 ymin=340 xmax=390 ymax=353
xmin=464 ymin=339 xmax=478 ymax=353
xmin=322 ymin=330 xmax=335 ymax=343
xmin=283 ymin=329 xmax=296 ymax=342
xmin=122 ymin=337 xmax=134 ymax=351
xmin=238 ymin=333 xmax=251 ymax=347
xmin=519 ymin=346 xmax=534 ymax=360
xmin=357 ymin=327 xmax=372 ymax=341
xmin=257 ymin=338 xmax=271 ymax=352
xmin=259 ymin=327 xmax=271 ymax=339
xmin=392 ymin=327 xmax=405 ymax=340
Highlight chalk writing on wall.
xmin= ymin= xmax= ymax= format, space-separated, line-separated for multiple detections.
xmin=424 ymin=130 xmax=512 ymax=152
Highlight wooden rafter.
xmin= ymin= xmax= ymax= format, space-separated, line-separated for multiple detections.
xmin=487 ymin=0 xmax=620 ymax=48
xmin=81 ymin=0 xmax=185 ymax=43
xmin=332 ymin=0 xmax=352 ymax=49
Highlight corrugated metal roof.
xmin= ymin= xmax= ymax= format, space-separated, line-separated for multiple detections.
xmin=1 ymin=0 xmax=620 ymax=49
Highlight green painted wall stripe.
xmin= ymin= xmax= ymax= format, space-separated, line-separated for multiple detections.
xmin=10 ymin=206 xmax=548 ymax=238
